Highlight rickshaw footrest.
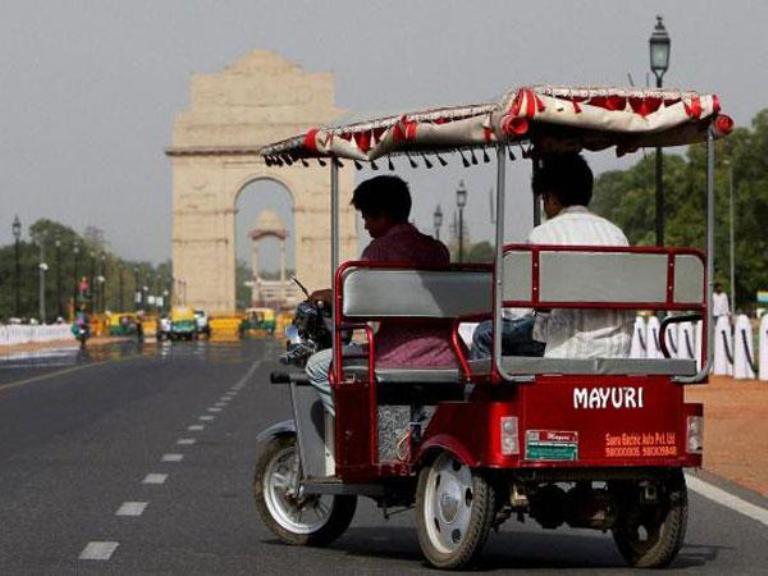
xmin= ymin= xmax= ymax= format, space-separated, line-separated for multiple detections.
xmin=302 ymin=479 xmax=386 ymax=497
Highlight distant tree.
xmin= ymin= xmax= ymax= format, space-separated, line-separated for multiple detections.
xmin=592 ymin=110 xmax=768 ymax=311
xmin=468 ymin=241 xmax=495 ymax=263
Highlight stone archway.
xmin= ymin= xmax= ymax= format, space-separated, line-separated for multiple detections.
xmin=166 ymin=51 xmax=357 ymax=313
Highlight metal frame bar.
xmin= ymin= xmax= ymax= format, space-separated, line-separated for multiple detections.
xmin=330 ymin=160 xmax=340 ymax=374
xmin=493 ymin=145 xmax=510 ymax=382
xmin=676 ymin=125 xmax=716 ymax=383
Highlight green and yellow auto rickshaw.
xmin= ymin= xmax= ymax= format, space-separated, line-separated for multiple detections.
xmin=170 ymin=306 xmax=197 ymax=340
xmin=240 ymin=307 xmax=277 ymax=337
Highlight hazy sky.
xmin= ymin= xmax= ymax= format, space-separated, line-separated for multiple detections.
xmin=2 ymin=0 xmax=766 ymax=270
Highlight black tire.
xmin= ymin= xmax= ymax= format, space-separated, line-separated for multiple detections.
xmin=415 ymin=452 xmax=496 ymax=569
xmin=611 ymin=469 xmax=688 ymax=568
xmin=253 ymin=434 xmax=356 ymax=546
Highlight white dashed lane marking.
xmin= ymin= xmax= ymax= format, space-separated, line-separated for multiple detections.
xmin=686 ymin=474 xmax=768 ymax=527
xmin=177 ymin=438 xmax=196 ymax=445
xmin=143 ymin=474 xmax=168 ymax=485
xmin=208 ymin=407 xmax=222 ymax=413
xmin=115 ymin=502 xmax=148 ymax=516
xmin=188 ymin=424 xmax=204 ymax=431
xmin=162 ymin=453 xmax=184 ymax=462
xmin=199 ymin=415 xmax=215 ymax=421
xmin=79 ymin=541 xmax=119 ymax=560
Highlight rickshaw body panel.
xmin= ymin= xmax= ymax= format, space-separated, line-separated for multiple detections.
xmin=418 ymin=376 xmax=702 ymax=471
xmin=333 ymin=374 xmax=701 ymax=484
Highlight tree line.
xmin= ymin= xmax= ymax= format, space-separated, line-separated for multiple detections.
xmin=591 ymin=108 xmax=768 ymax=312
xmin=0 ymin=218 xmax=171 ymax=322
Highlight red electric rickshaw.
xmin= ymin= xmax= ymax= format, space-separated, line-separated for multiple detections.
xmin=253 ymin=86 xmax=733 ymax=569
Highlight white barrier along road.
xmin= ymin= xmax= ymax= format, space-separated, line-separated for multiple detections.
xmin=713 ymin=315 xmax=733 ymax=376
xmin=733 ymin=314 xmax=756 ymax=380
xmin=646 ymin=316 xmax=663 ymax=359
xmin=760 ymin=314 xmax=768 ymax=382
xmin=0 ymin=324 xmax=73 ymax=347
xmin=630 ymin=316 xmax=647 ymax=359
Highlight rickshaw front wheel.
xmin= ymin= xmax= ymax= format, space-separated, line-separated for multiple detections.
xmin=611 ymin=469 xmax=688 ymax=568
xmin=253 ymin=434 xmax=356 ymax=546
xmin=415 ymin=452 xmax=496 ymax=569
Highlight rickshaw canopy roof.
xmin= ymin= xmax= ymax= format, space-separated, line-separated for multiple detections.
xmin=171 ymin=306 xmax=195 ymax=321
xmin=259 ymin=86 xmax=733 ymax=164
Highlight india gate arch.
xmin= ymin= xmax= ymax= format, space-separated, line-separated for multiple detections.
xmin=166 ymin=51 xmax=357 ymax=313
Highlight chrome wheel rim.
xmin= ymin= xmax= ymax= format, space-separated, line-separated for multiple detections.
xmin=423 ymin=453 xmax=474 ymax=554
xmin=263 ymin=445 xmax=333 ymax=534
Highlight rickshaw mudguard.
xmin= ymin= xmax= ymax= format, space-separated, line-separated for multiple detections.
xmin=256 ymin=420 xmax=296 ymax=444
xmin=414 ymin=433 xmax=479 ymax=468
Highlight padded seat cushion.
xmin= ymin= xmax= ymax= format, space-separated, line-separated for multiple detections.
xmin=342 ymin=364 xmax=464 ymax=405
xmin=469 ymin=356 xmax=697 ymax=376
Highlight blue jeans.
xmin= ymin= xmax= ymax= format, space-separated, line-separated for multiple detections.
xmin=469 ymin=317 xmax=545 ymax=360
xmin=305 ymin=343 xmax=364 ymax=417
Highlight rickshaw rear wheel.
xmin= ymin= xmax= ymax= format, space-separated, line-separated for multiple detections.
xmin=611 ymin=469 xmax=688 ymax=568
xmin=253 ymin=434 xmax=357 ymax=547
xmin=415 ymin=452 xmax=496 ymax=569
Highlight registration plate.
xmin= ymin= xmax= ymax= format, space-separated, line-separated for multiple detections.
xmin=525 ymin=430 xmax=579 ymax=461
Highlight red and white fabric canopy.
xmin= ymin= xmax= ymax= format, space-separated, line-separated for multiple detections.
xmin=260 ymin=86 xmax=733 ymax=164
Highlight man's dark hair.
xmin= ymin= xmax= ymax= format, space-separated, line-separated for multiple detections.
xmin=532 ymin=153 xmax=594 ymax=207
xmin=351 ymin=176 xmax=411 ymax=222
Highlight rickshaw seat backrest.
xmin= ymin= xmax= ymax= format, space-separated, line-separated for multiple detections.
xmin=502 ymin=247 xmax=705 ymax=308
xmin=341 ymin=266 xmax=492 ymax=319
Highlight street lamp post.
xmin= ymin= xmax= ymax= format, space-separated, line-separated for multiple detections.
xmin=649 ymin=15 xmax=671 ymax=246
xmin=89 ymin=251 xmax=96 ymax=306
xmin=12 ymin=215 xmax=21 ymax=318
xmin=37 ymin=235 xmax=46 ymax=323
xmin=55 ymin=239 xmax=62 ymax=318
xmin=133 ymin=267 xmax=140 ymax=310
xmin=433 ymin=204 xmax=444 ymax=241
xmin=99 ymin=253 xmax=106 ymax=313
xmin=72 ymin=244 xmax=80 ymax=316
xmin=456 ymin=180 xmax=468 ymax=262
xmin=162 ymin=289 xmax=169 ymax=315
xmin=119 ymin=264 xmax=124 ymax=311
xmin=727 ymin=159 xmax=736 ymax=313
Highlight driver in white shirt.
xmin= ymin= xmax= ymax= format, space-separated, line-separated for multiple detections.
xmin=471 ymin=153 xmax=633 ymax=359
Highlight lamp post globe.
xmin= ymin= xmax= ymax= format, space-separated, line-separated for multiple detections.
xmin=649 ymin=15 xmax=671 ymax=86
xmin=433 ymin=204 xmax=444 ymax=240
xmin=649 ymin=15 xmax=671 ymax=247
xmin=456 ymin=181 xmax=468 ymax=262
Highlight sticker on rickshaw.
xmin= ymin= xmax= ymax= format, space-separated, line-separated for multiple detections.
xmin=604 ymin=431 xmax=678 ymax=458
xmin=525 ymin=430 xmax=579 ymax=461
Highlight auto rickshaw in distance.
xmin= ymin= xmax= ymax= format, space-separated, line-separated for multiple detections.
xmin=108 ymin=312 xmax=139 ymax=336
xmin=240 ymin=307 xmax=277 ymax=337
xmin=254 ymin=85 xmax=733 ymax=569
xmin=169 ymin=306 xmax=197 ymax=340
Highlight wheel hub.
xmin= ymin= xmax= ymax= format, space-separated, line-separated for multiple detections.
xmin=438 ymin=483 xmax=461 ymax=523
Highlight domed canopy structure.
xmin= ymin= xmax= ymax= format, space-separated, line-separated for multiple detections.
xmin=250 ymin=210 xmax=288 ymax=241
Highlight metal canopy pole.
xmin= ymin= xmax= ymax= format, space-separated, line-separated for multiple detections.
xmin=330 ymin=160 xmax=340 ymax=370
xmin=681 ymin=126 xmax=717 ymax=384
xmin=493 ymin=146 xmax=506 ymax=378
xmin=532 ymin=158 xmax=542 ymax=227
xmin=705 ymin=127 xmax=716 ymax=374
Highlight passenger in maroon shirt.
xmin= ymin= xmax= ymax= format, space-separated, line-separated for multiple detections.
xmin=306 ymin=176 xmax=455 ymax=416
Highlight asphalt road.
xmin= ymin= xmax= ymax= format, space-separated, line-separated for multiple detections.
xmin=0 ymin=338 xmax=766 ymax=575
